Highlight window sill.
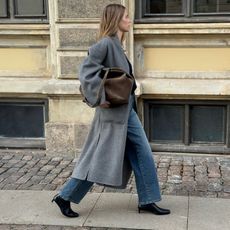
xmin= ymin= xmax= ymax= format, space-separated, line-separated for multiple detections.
xmin=0 ymin=78 xmax=81 ymax=96
xmin=134 ymin=22 xmax=230 ymax=35
xmin=0 ymin=24 xmax=50 ymax=35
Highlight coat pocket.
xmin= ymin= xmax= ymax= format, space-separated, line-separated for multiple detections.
xmin=99 ymin=104 xmax=127 ymax=124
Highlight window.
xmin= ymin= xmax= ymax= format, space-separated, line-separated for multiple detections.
xmin=144 ymin=100 xmax=230 ymax=154
xmin=135 ymin=0 xmax=230 ymax=23
xmin=0 ymin=100 xmax=48 ymax=148
xmin=0 ymin=0 xmax=48 ymax=23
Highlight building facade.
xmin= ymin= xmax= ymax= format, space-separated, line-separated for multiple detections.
xmin=0 ymin=0 xmax=230 ymax=156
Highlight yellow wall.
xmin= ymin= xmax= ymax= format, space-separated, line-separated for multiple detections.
xmin=144 ymin=48 xmax=230 ymax=71
xmin=49 ymin=98 xmax=94 ymax=124
xmin=0 ymin=48 xmax=47 ymax=72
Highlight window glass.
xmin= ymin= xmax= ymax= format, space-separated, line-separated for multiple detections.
xmin=14 ymin=0 xmax=45 ymax=16
xmin=146 ymin=0 xmax=183 ymax=14
xmin=150 ymin=105 xmax=184 ymax=142
xmin=190 ymin=106 xmax=225 ymax=143
xmin=0 ymin=0 xmax=7 ymax=17
xmin=0 ymin=103 xmax=45 ymax=138
xmin=193 ymin=0 xmax=230 ymax=13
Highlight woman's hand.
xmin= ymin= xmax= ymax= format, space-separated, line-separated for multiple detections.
xmin=99 ymin=101 xmax=111 ymax=108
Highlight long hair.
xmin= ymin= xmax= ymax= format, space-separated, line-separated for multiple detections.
xmin=99 ymin=4 xmax=126 ymax=42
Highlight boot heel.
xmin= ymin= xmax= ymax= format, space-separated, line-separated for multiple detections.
xmin=138 ymin=207 xmax=141 ymax=213
xmin=51 ymin=194 xmax=58 ymax=203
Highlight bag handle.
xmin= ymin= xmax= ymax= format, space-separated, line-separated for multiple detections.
xmin=96 ymin=67 xmax=133 ymax=106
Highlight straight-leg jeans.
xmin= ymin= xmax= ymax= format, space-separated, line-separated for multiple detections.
xmin=59 ymin=108 xmax=162 ymax=205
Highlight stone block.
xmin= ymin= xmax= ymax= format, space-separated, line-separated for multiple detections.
xmin=59 ymin=28 xmax=97 ymax=49
xmin=45 ymin=122 xmax=75 ymax=156
xmin=59 ymin=55 xmax=85 ymax=79
xmin=57 ymin=0 xmax=121 ymax=19
xmin=45 ymin=122 xmax=90 ymax=157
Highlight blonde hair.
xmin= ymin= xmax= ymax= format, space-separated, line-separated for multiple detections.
xmin=99 ymin=4 xmax=126 ymax=42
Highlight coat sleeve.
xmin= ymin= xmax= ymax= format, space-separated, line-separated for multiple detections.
xmin=79 ymin=38 xmax=109 ymax=107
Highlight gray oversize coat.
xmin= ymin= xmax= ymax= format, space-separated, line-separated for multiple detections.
xmin=72 ymin=35 xmax=137 ymax=189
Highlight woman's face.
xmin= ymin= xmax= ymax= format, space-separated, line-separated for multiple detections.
xmin=118 ymin=9 xmax=131 ymax=32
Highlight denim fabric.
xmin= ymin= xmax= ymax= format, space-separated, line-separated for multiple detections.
xmin=59 ymin=106 xmax=161 ymax=205
xmin=59 ymin=178 xmax=93 ymax=204
xmin=125 ymin=108 xmax=162 ymax=205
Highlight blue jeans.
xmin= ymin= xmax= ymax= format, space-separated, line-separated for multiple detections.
xmin=59 ymin=108 xmax=161 ymax=205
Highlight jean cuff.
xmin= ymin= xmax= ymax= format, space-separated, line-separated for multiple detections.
xmin=138 ymin=197 xmax=162 ymax=206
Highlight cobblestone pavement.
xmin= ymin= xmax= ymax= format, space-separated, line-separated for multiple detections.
xmin=0 ymin=150 xmax=230 ymax=199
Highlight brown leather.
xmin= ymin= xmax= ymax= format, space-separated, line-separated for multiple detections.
xmin=101 ymin=68 xmax=134 ymax=107
xmin=80 ymin=67 xmax=134 ymax=108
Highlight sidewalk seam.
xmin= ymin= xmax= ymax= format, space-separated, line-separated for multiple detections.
xmin=82 ymin=192 xmax=102 ymax=227
xmin=187 ymin=195 xmax=190 ymax=230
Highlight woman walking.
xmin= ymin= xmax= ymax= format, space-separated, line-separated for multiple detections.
xmin=52 ymin=3 xmax=170 ymax=217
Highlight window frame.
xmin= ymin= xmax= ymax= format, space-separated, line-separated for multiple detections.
xmin=0 ymin=0 xmax=48 ymax=23
xmin=135 ymin=0 xmax=230 ymax=23
xmin=0 ymin=98 xmax=48 ymax=149
xmin=144 ymin=99 xmax=230 ymax=154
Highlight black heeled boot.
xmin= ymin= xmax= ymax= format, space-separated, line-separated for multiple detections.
xmin=52 ymin=194 xmax=79 ymax=218
xmin=138 ymin=203 xmax=170 ymax=215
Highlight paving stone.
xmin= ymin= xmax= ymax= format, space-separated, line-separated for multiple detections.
xmin=0 ymin=168 xmax=8 ymax=175
xmin=159 ymin=156 xmax=171 ymax=163
xmin=48 ymin=161 xmax=61 ymax=166
xmin=170 ymin=161 xmax=182 ymax=166
xmin=52 ymin=177 xmax=67 ymax=185
xmin=29 ymin=184 xmax=47 ymax=190
xmin=206 ymin=191 xmax=218 ymax=198
xmin=15 ymin=175 xmax=32 ymax=184
xmin=22 ymin=155 xmax=33 ymax=160
xmin=58 ymin=170 xmax=72 ymax=178
xmin=27 ymin=159 xmax=40 ymax=165
xmin=1 ymin=155 xmax=14 ymax=160
xmin=218 ymin=192 xmax=230 ymax=198
xmin=0 ymin=224 xmax=11 ymax=229
xmin=30 ymin=175 xmax=45 ymax=184
xmin=223 ymin=185 xmax=230 ymax=193
xmin=37 ymin=171 xmax=50 ymax=176
xmin=208 ymin=172 xmax=221 ymax=178
xmin=51 ymin=168 xmax=63 ymax=174
xmin=51 ymin=157 xmax=63 ymax=162
xmin=158 ymin=162 xmax=169 ymax=168
xmin=182 ymin=181 xmax=196 ymax=191
xmin=17 ymin=181 xmax=34 ymax=190
xmin=182 ymin=176 xmax=195 ymax=182
xmin=41 ymin=174 xmax=58 ymax=184
xmin=43 ymin=184 xmax=58 ymax=190
xmin=2 ymin=183 xmax=20 ymax=190
xmin=3 ymin=175 xmax=22 ymax=184
xmin=40 ymin=165 xmax=55 ymax=172
xmin=14 ymin=161 xmax=27 ymax=168
xmin=195 ymin=165 xmax=207 ymax=174
xmin=208 ymin=181 xmax=222 ymax=192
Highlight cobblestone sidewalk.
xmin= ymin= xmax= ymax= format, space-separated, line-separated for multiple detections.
xmin=0 ymin=150 xmax=230 ymax=198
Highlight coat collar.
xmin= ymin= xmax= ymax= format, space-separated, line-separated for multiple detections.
xmin=110 ymin=34 xmax=126 ymax=53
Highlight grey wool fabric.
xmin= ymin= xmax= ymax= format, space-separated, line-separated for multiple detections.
xmin=72 ymin=35 xmax=136 ymax=188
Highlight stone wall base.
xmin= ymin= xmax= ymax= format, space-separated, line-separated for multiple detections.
xmin=45 ymin=122 xmax=90 ymax=157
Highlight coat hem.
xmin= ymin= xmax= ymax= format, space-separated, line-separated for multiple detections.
xmin=71 ymin=175 xmax=128 ymax=189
